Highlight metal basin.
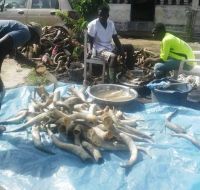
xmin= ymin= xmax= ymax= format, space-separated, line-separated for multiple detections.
xmin=87 ymin=84 xmax=138 ymax=105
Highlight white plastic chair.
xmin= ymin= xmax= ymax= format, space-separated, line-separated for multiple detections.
xmin=177 ymin=51 xmax=200 ymax=76
xmin=83 ymin=30 xmax=106 ymax=85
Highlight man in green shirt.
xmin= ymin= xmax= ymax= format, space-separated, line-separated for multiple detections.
xmin=144 ymin=23 xmax=195 ymax=79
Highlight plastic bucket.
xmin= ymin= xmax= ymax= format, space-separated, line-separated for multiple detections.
xmin=150 ymin=78 xmax=193 ymax=105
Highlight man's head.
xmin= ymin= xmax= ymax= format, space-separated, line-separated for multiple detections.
xmin=27 ymin=22 xmax=42 ymax=44
xmin=152 ymin=23 xmax=166 ymax=40
xmin=98 ymin=5 xmax=110 ymax=23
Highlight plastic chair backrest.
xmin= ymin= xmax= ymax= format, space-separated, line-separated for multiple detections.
xmin=178 ymin=51 xmax=200 ymax=76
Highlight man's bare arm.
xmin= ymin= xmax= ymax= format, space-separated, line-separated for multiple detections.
xmin=112 ymin=34 xmax=122 ymax=51
xmin=143 ymin=57 xmax=163 ymax=67
xmin=112 ymin=34 xmax=125 ymax=59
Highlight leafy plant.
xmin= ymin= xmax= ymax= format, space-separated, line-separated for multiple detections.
xmin=69 ymin=0 xmax=109 ymax=21
xmin=72 ymin=46 xmax=84 ymax=61
xmin=25 ymin=69 xmax=49 ymax=86
xmin=56 ymin=10 xmax=87 ymax=40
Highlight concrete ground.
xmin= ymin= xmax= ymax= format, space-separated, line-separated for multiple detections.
xmin=1 ymin=58 xmax=31 ymax=89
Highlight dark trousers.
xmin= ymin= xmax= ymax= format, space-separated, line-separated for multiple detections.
xmin=0 ymin=34 xmax=14 ymax=108
xmin=0 ymin=35 xmax=14 ymax=71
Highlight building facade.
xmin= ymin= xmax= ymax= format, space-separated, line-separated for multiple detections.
xmin=109 ymin=0 xmax=200 ymax=41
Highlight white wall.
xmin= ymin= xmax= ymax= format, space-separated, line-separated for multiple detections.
xmin=109 ymin=4 xmax=131 ymax=22
xmin=155 ymin=5 xmax=200 ymax=40
xmin=155 ymin=5 xmax=188 ymax=25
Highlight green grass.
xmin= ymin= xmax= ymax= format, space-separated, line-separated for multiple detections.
xmin=25 ymin=69 xmax=50 ymax=86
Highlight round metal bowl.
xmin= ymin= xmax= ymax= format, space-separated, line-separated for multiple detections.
xmin=87 ymin=84 xmax=138 ymax=105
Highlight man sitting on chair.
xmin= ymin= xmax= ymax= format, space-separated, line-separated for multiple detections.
xmin=144 ymin=23 xmax=195 ymax=79
xmin=87 ymin=4 xmax=134 ymax=83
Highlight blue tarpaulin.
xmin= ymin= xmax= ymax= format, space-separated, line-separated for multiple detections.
xmin=1 ymin=83 xmax=200 ymax=190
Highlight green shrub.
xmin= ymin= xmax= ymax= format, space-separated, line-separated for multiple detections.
xmin=25 ymin=69 xmax=49 ymax=86
xmin=69 ymin=0 xmax=109 ymax=21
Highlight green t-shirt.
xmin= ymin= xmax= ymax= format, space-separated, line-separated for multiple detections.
xmin=160 ymin=33 xmax=195 ymax=66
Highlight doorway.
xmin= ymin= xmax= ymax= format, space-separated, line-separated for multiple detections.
xmin=131 ymin=0 xmax=155 ymax=21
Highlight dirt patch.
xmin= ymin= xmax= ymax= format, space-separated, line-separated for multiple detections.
xmin=120 ymin=38 xmax=160 ymax=53
xmin=120 ymin=37 xmax=200 ymax=54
